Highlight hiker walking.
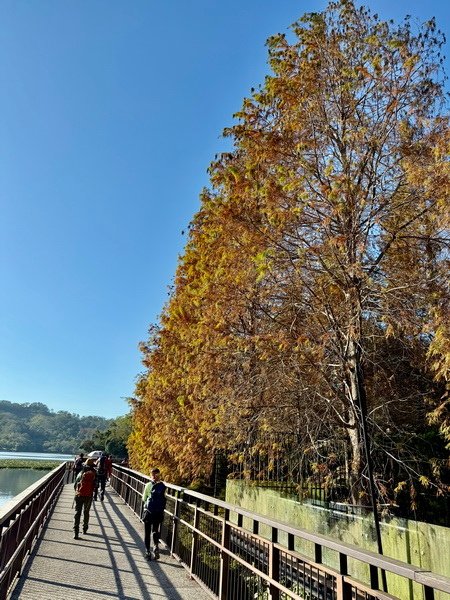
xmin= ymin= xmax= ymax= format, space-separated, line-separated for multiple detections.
xmin=94 ymin=452 xmax=107 ymax=501
xmin=142 ymin=468 xmax=166 ymax=560
xmin=105 ymin=453 xmax=113 ymax=481
xmin=73 ymin=457 xmax=97 ymax=539
xmin=72 ymin=452 xmax=84 ymax=477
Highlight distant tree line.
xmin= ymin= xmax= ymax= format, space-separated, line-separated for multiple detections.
xmin=0 ymin=400 xmax=130 ymax=457
xmin=80 ymin=414 xmax=132 ymax=459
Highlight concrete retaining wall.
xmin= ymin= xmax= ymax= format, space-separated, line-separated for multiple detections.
xmin=226 ymin=480 xmax=450 ymax=600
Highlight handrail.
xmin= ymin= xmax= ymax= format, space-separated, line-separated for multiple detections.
xmin=110 ymin=465 xmax=450 ymax=600
xmin=0 ymin=461 xmax=69 ymax=600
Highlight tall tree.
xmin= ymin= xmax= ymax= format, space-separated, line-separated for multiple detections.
xmin=130 ymin=1 xmax=449 ymax=500
xmin=210 ymin=0 xmax=449 ymax=501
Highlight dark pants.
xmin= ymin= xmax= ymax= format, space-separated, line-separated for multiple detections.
xmin=95 ymin=473 xmax=106 ymax=500
xmin=144 ymin=512 xmax=164 ymax=551
xmin=73 ymin=495 xmax=93 ymax=534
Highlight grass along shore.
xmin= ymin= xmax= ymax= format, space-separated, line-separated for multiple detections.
xmin=0 ymin=459 xmax=64 ymax=470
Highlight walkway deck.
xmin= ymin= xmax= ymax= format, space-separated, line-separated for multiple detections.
xmin=10 ymin=483 xmax=210 ymax=600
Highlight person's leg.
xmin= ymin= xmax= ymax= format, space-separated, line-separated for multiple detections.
xmin=100 ymin=475 xmax=106 ymax=500
xmin=73 ymin=496 xmax=83 ymax=538
xmin=152 ymin=513 xmax=164 ymax=558
xmin=83 ymin=497 xmax=92 ymax=533
xmin=144 ymin=520 xmax=152 ymax=557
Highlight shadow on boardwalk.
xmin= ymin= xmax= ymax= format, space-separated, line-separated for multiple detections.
xmin=11 ymin=484 xmax=209 ymax=600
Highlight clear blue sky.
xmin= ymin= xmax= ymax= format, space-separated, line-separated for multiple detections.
xmin=1 ymin=1 xmax=448 ymax=419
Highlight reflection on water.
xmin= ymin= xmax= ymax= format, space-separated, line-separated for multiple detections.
xmin=0 ymin=469 xmax=50 ymax=509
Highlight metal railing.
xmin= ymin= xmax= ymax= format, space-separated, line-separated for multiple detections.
xmin=110 ymin=465 xmax=450 ymax=600
xmin=0 ymin=461 xmax=71 ymax=600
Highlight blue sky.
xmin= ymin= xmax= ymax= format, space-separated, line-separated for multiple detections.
xmin=1 ymin=1 xmax=448 ymax=419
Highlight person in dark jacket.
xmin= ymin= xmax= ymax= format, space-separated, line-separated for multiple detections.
xmin=73 ymin=458 xmax=97 ymax=539
xmin=142 ymin=468 xmax=166 ymax=560
xmin=72 ymin=453 xmax=84 ymax=476
xmin=94 ymin=452 xmax=107 ymax=501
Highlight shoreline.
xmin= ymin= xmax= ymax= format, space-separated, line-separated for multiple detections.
xmin=0 ymin=459 xmax=66 ymax=470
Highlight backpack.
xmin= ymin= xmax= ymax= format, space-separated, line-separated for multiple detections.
xmin=73 ymin=457 xmax=83 ymax=473
xmin=97 ymin=455 xmax=107 ymax=475
xmin=76 ymin=468 xmax=96 ymax=497
xmin=145 ymin=481 xmax=167 ymax=513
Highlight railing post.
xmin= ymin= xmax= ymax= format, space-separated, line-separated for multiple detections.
xmin=314 ymin=542 xmax=322 ymax=564
xmin=269 ymin=527 xmax=280 ymax=600
xmin=124 ymin=472 xmax=130 ymax=505
xmin=16 ymin=510 xmax=27 ymax=577
xmin=424 ymin=586 xmax=435 ymax=600
xmin=189 ymin=502 xmax=200 ymax=576
xmin=369 ymin=563 xmax=379 ymax=590
xmin=219 ymin=508 xmax=230 ymax=600
xmin=336 ymin=552 xmax=352 ymax=600
xmin=171 ymin=490 xmax=181 ymax=556
xmin=253 ymin=519 xmax=259 ymax=535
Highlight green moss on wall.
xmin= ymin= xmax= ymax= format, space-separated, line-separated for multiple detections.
xmin=226 ymin=480 xmax=450 ymax=600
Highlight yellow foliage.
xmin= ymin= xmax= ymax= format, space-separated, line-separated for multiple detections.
xmin=128 ymin=0 xmax=449 ymax=491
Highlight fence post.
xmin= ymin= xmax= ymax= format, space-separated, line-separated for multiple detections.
xmin=171 ymin=490 xmax=181 ymax=556
xmin=336 ymin=552 xmax=352 ymax=600
xmin=314 ymin=542 xmax=322 ymax=565
xmin=269 ymin=527 xmax=280 ymax=600
xmin=219 ymin=508 xmax=230 ymax=600
xmin=189 ymin=502 xmax=200 ymax=577
xmin=424 ymin=586 xmax=435 ymax=600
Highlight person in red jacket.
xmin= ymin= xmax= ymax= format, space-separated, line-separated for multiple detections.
xmin=73 ymin=458 xmax=97 ymax=539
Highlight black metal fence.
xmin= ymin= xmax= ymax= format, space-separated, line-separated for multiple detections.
xmin=226 ymin=436 xmax=349 ymax=503
xmin=225 ymin=437 xmax=450 ymax=526
xmin=0 ymin=461 xmax=71 ymax=600
xmin=110 ymin=464 xmax=450 ymax=600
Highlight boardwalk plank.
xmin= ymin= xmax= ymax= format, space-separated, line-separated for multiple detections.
xmin=10 ymin=483 xmax=210 ymax=600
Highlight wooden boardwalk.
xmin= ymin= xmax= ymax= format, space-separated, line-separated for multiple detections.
xmin=10 ymin=483 xmax=210 ymax=600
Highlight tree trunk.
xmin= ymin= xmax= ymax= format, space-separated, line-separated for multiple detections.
xmin=345 ymin=282 xmax=368 ymax=505
xmin=347 ymin=405 xmax=363 ymax=504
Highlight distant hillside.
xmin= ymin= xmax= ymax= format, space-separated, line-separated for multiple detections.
xmin=0 ymin=400 xmax=114 ymax=454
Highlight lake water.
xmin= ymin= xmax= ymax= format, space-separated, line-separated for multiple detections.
xmin=0 ymin=451 xmax=74 ymax=462
xmin=0 ymin=451 xmax=74 ymax=509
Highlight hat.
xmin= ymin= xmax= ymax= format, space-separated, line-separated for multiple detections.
xmin=85 ymin=458 xmax=96 ymax=467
